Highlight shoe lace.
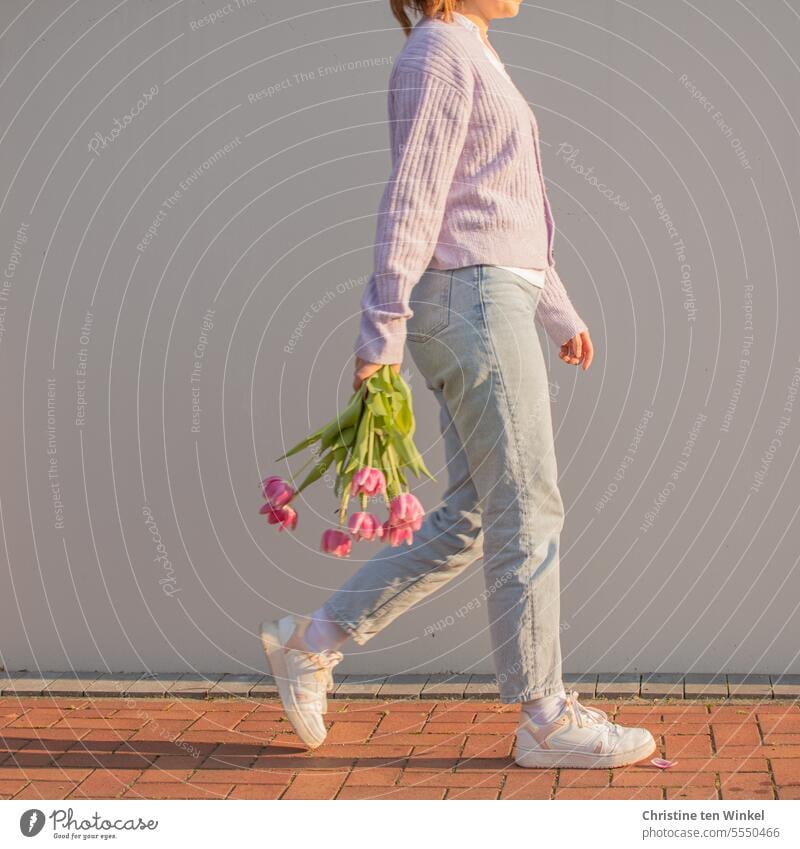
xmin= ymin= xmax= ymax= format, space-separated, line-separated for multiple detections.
xmin=564 ymin=690 xmax=610 ymax=728
xmin=309 ymin=649 xmax=343 ymax=693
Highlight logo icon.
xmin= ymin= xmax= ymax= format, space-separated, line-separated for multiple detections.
xmin=20 ymin=809 xmax=45 ymax=837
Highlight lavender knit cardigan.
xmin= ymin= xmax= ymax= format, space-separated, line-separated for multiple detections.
xmin=355 ymin=14 xmax=587 ymax=365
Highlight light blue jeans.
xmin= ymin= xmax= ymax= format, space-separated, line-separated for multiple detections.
xmin=324 ymin=265 xmax=565 ymax=702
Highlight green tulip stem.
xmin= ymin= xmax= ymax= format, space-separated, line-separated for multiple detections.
xmin=367 ymin=421 xmax=375 ymax=471
xmin=336 ymin=394 xmax=367 ymax=498
xmin=291 ymin=444 xmax=322 ymax=479
xmin=339 ymin=484 xmax=350 ymax=529
xmin=387 ymin=443 xmax=402 ymax=500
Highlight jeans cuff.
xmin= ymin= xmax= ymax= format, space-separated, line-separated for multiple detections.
xmin=320 ymin=600 xmax=374 ymax=646
xmin=501 ymin=680 xmax=566 ymax=704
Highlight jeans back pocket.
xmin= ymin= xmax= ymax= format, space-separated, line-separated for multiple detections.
xmin=406 ymin=269 xmax=453 ymax=343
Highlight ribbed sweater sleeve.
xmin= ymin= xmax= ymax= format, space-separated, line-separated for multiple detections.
xmin=354 ymin=66 xmax=472 ymax=364
xmin=528 ymin=110 xmax=588 ymax=346
xmin=536 ymin=264 xmax=589 ymax=346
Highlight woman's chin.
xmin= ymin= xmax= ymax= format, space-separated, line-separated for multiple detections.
xmin=496 ymin=2 xmax=522 ymax=20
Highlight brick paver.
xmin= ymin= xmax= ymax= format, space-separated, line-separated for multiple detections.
xmin=0 ymin=696 xmax=797 ymax=799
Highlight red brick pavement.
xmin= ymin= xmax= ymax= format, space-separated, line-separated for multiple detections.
xmin=1 ymin=697 xmax=797 ymax=800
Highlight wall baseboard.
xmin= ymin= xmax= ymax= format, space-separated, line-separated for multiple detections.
xmin=2 ymin=671 xmax=799 ymax=700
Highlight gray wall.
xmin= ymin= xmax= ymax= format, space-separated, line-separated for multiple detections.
xmin=1 ymin=0 xmax=798 ymax=679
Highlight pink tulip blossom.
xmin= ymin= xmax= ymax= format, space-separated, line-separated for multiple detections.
xmin=388 ymin=493 xmax=424 ymax=531
xmin=261 ymin=475 xmax=294 ymax=508
xmin=321 ymin=529 xmax=352 ymax=558
xmin=350 ymin=467 xmax=387 ymax=498
xmin=383 ymin=520 xmax=414 ymax=547
xmin=259 ymin=502 xmax=298 ymax=531
xmin=348 ymin=512 xmax=384 ymax=542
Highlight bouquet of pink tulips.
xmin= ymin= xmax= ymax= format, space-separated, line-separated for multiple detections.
xmin=260 ymin=366 xmax=434 ymax=557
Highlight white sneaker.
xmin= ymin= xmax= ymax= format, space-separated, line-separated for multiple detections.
xmin=259 ymin=614 xmax=343 ymax=749
xmin=514 ymin=690 xmax=657 ymax=768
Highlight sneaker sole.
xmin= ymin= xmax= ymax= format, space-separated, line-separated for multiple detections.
xmin=514 ymin=734 xmax=657 ymax=769
xmin=259 ymin=620 xmax=326 ymax=750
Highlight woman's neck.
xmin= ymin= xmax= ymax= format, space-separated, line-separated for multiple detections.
xmin=454 ymin=7 xmax=490 ymax=39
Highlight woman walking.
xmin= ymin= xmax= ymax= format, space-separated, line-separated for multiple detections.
xmin=260 ymin=0 xmax=656 ymax=769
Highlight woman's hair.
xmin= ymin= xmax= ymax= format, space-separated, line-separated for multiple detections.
xmin=390 ymin=1 xmax=459 ymax=36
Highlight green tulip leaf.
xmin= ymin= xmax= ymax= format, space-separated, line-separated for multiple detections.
xmin=274 ymin=427 xmax=323 ymax=461
xmin=295 ymin=450 xmax=336 ymax=494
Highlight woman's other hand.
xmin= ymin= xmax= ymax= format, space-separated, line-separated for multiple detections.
xmin=559 ymin=330 xmax=593 ymax=371
xmin=353 ymin=357 xmax=401 ymax=391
